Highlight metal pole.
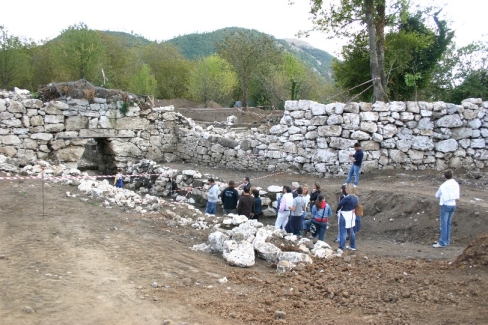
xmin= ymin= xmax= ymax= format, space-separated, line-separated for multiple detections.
xmin=42 ymin=167 xmax=45 ymax=219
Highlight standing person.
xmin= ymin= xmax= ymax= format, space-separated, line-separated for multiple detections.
xmin=114 ymin=169 xmax=124 ymax=188
xmin=291 ymin=182 xmax=300 ymax=198
xmin=335 ymin=184 xmax=348 ymax=243
xmin=238 ymin=176 xmax=251 ymax=190
xmin=433 ymin=170 xmax=460 ymax=248
xmin=301 ymin=184 xmax=311 ymax=231
xmin=252 ymin=189 xmax=263 ymax=220
xmin=302 ymin=194 xmax=332 ymax=241
xmin=205 ymin=178 xmax=220 ymax=215
xmin=309 ymin=182 xmax=322 ymax=206
xmin=336 ymin=184 xmax=359 ymax=253
xmin=344 ymin=143 xmax=364 ymax=187
xmin=221 ymin=180 xmax=239 ymax=215
xmin=275 ymin=186 xmax=293 ymax=230
xmin=237 ymin=186 xmax=255 ymax=218
xmin=289 ymin=187 xmax=307 ymax=235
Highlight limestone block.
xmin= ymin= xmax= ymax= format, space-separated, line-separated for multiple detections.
xmin=208 ymin=231 xmax=230 ymax=252
xmin=52 ymin=101 xmax=70 ymax=110
xmin=310 ymin=116 xmax=328 ymax=126
xmin=310 ymin=102 xmax=327 ymax=115
xmin=396 ymin=139 xmax=412 ymax=152
xmin=343 ymin=113 xmax=360 ymax=130
xmin=44 ymin=123 xmax=65 ymax=132
xmin=283 ymin=142 xmax=297 ymax=153
xmin=329 ymin=137 xmax=355 ymax=150
xmin=279 ymin=252 xmax=312 ymax=265
xmin=351 ymin=131 xmax=370 ymax=140
xmin=313 ymin=148 xmax=338 ymax=162
xmin=222 ymin=240 xmax=255 ymax=268
xmin=359 ymin=102 xmax=372 ymax=112
xmin=98 ymin=116 xmax=112 ymax=128
xmin=255 ymin=243 xmax=282 ymax=263
xmin=113 ymin=117 xmax=149 ymax=130
xmin=280 ymin=115 xmax=293 ymax=125
xmin=360 ymin=121 xmax=378 ymax=133
xmin=451 ymin=127 xmax=473 ymax=140
xmin=471 ymin=139 xmax=486 ymax=149
xmin=361 ymin=160 xmax=378 ymax=173
xmin=433 ymin=101 xmax=447 ymax=111
xmin=55 ymin=146 xmax=85 ymax=162
xmin=294 ymin=119 xmax=310 ymax=126
xmin=269 ymin=124 xmax=288 ymax=134
xmin=435 ymin=139 xmax=458 ymax=152
xmin=360 ymin=111 xmax=379 ymax=122
xmin=0 ymin=146 xmax=17 ymax=157
xmin=0 ymin=99 xmax=5 ymax=112
xmin=30 ymin=133 xmax=53 ymax=141
xmin=400 ymin=112 xmax=414 ymax=121
xmin=289 ymin=134 xmax=305 ymax=141
xmin=66 ymin=116 xmax=89 ymax=130
xmin=327 ymin=114 xmax=343 ymax=125
xmin=390 ymin=101 xmax=406 ymax=112
xmin=435 ymin=114 xmax=463 ymax=128
xmin=381 ymin=124 xmax=398 ymax=138
xmin=7 ymin=101 xmax=26 ymax=113
xmin=411 ymin=136 xmax=434 ymax=151
xmin=44 ymin=114 xmax=64 ymax=124
xmin=1 ymin=118 xmax=22 ymax=128
xmin=389 ymin=149 xmax=407 ymax=163
xmin=406 ymin=101 xmax=421 ymax=113
xmin=220 ymin=138 xmax=238 ymax=148
xmin=481 ymin=128 xmax=488 ymax=138
xmin=109 ymin=140 xmax=143 ymax=156
xmin=317 ymin=125 xmax=342 ymax=137
xmin=463 ymin=109 xmax=479 ymax=120
xmin=343 ymin=102 xmax=360 ymax=114
xmin=417 ymin=118 xmax=434 ymax=130
xmin=371 ymin=101 xmax=388 ymax=112
xmin=290 ymin=110 xmax=305 ymax=119
xmin=0 ymin=135 xmax=21 ymax=145
xmin=22 ymin=99 xmax=42 ymax=109
xmin=468 ymin=118 xmax=482 ymax=129
xmin=284 ymin=100 xmax=299 ymax=111
xmin=361 ymin=141 xmax=380 ymax=151
xmin=288 ymin=126 xmax=301 ymax=135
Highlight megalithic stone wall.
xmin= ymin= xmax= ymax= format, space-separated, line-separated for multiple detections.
xmin=0 ymin=89 xmax=194 ymax=170
xmin=176 ymin=99 xmax=488 ymax=176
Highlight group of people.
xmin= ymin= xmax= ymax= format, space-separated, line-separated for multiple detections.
xmin=203 ymin=139 xmax=461 ymax=252
xmin=205 ymin=177 xmax=263 ymax=220
xmin=274 ymin=181 xmax=362 ymax=252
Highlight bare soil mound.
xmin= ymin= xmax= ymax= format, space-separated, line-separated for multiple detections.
xmin=455 ymin=232 xmax=488 ymax=267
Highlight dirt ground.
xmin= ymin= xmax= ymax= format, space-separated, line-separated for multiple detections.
xmin=1 ymin=162 xmax=488 ymax=325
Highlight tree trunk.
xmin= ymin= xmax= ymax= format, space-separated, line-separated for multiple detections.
xmin=365 ymin=0 xmax=389 ymax=102
xmin=375 ymin=0 xmax=389 ymax=97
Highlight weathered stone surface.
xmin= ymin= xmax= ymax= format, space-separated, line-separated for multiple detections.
xmin=114 ymin=117 xmax=150 ymax=130
xmin=55 ymin=146 xmax=85 ymax=162
xmin=317 ymin=125 xmax=342 ymax=137
xmin=66 ymin=116 xmax=89 ymax=130
xmin=30 ymin=133 xmax=53 ymax=141
xmin=0 ymin=135 xmax=21 ymax=145
xmin=351 ymin=131 xmax=370 ymax=140
xmin=279 ymin=252 xmax=312 ymax=265
xmin=360 ymin=121 xmax=378 ymax=133
xmin=7 ymin=101 xmax=26 ymax=113
xmin=313 ymin=148 xmax=338 ymax=162
xmin=222 ymin=240 xmax=255 ymax=268
xmin=411 ymin=136 xmax=434 ymax=150
xmin=255 ymin=242 xmax=282 ymax=263
xmin=360 ymin=111 xmax=379 ymax=121
xmin=435 ymin=114 xmax=463 ymax=128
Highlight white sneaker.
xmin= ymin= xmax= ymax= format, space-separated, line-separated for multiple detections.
xmin=433 ymin=243 xmax=445 ymax=248
xmin=343 ymin=183 xmax=347 ymax=186
xmin=353 ymin=185 xmax=357 ymax=188
xmin=337 ymin=248 xmax=343 ymax=254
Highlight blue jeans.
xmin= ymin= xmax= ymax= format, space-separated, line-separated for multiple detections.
xmin=339 ymin=215 xmax=355 ymax=249
xmin=354 ymin=216 xmax=361 ymax=234
xmin=438 ymin=205 xmax=456 ymax=246
xmin=346 ymin=164 xmax=361 ymax=186
xmin=304 ymin=219 xmax=328 ymax=241
xmin=205 ymin=201 xmax=217 ymax=215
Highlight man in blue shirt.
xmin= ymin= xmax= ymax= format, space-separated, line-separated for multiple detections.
xmin=344 ymin=143 xmax=363 ymax=187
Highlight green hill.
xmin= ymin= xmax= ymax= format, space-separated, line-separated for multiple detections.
xmin=166 ymin=27 xmax=335 ymax=81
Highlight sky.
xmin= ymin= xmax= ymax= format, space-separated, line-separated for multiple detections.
xmin=1 ymin=0 xmax=486 ymax=57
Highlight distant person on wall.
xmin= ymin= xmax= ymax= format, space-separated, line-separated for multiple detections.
xmin=252 ymin=189 xmax=263 ymax=220
xmin=433 ymin=170 xmax=460 ymax=248
xmin=221 ymin=180 xmax=239 ymax=215
xmin=237 ymin=186 xmax=255 ymax=219
xmin=238 ymin=176 xmax=251 ymax=190
xmin=344 ymin=143 xmax=364 ymax=187
xmin=205 ymin=178 xmax=220 ymax=215
xmin=114 ymin=169 xmax=123 ymax=188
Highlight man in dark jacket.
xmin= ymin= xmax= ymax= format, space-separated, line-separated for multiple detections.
xmin=237 ymin=186 xmax=254 ymax=218
xmin=221 ymin=180 xmax=239 ymax=214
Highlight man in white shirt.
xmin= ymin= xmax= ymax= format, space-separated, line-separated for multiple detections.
xmin=433 ymin=170 xmax=460 ymax=248
xmin=205 ymin=178 xmax=220 ymax=215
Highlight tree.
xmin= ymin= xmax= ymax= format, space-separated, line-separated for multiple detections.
xmin=129 ymin=64 xmax=158 ymax=95
xmin=54 ymin=23 xmax=106 ymax=83
xmin=331 ymin=10 xmax=453 ymax=101
xmin=188 ymin=55 xmax=237 ymax=107
xmin=0 ymin=25 xmax=33 ymax=89
xmin=303 ymin=0 xmax=410 ymax=102
xmin=216 ymin=30 xmax=282 ymax=107
xmin=142 ymin=42 xmax=191 ymax=99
